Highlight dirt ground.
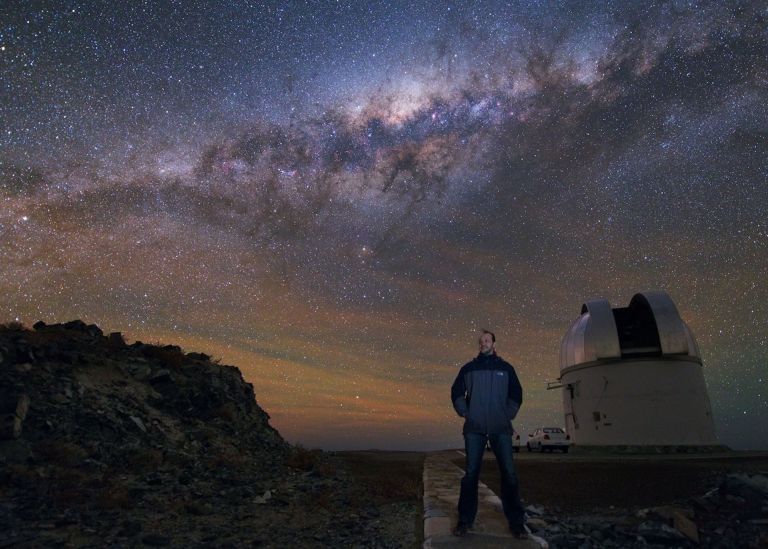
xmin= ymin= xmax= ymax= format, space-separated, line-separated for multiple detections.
xmin=332 ymin=450 xmax=425 ymax=546
xmin=317 ymin=449 xmax=767 ymax=545
xmin=452 ymin=452 xmax=768 ymax=514
xmin=331 ymin=450 xmax=425 ymax=509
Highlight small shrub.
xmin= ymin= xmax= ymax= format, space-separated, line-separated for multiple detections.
xmin=35 ymin=440 xmax=88 ymax=467
xmin=286 ymin=445 xmax=328 ymax=473
xmin=4 ymin=463 xmax=40 ymax=484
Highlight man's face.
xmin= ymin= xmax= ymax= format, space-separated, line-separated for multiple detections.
xmin=479 ymin=333 xmax=495 ymax=354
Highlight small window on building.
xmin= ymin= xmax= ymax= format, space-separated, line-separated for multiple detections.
xmin=592 ymin=411 xmax=601 ymax=422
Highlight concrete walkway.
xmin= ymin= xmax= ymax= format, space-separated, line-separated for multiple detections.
xmin=422 ymin=451 xmax=547 ymax=548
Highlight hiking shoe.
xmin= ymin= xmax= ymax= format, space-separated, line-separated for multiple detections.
xmin=452 ymin=522 xmax=470 ymax=537
xmin=510 ymin=524 xmax=529 ymax=539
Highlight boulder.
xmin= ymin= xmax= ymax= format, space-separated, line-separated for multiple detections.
xmin=129 ymin=415 xmax=148 ymax=433
xmin=0 ymin=413 xmax=22 ymax=440
xmin=62 ymin=320 xmax=104 ymax=337
xmin=637 ymin=521 xmax=686 ymax=543
xmin=149 ymin=369 xmax=172 ymax=383
xmin=108 ymin=332 xmax=126 ymax=347
xmin=0 ymin=394 xmax=29 ymax=440
xmin=720 ymin=473 xmax=768 ymax=514
xmin=653 ymin=506 xmax=699 ymax=543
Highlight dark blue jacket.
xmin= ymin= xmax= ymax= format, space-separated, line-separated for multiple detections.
xmin=451 ymin=353 xmax=523 ymax=435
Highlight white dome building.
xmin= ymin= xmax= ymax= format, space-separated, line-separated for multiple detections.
xmin=558 ymin=291 xmax=719 ymax=448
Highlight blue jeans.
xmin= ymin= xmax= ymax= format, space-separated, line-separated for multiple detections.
xmin=458 ymin=432 xmax=525 ymax=528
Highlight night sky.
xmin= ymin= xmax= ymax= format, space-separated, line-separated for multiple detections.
xmin=2 ymin=1 xmax=766 ymax=450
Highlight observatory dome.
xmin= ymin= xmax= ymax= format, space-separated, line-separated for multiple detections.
xmin=560 ymin=290 xmax=701 ymax=372
xmin=556 ymin=290 xmax=718 ymax=447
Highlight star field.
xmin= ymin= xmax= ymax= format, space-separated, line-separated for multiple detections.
xmin=1 ymin=1 xmax=766 ymax=450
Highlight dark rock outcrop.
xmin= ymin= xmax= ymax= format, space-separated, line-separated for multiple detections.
xmin=0 ymin=320 xmax=416 ymax=547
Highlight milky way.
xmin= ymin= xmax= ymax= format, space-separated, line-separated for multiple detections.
xmin=1 ymin=1 xmax=766 ymax=450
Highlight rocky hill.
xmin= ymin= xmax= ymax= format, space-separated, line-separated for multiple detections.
xmin=0 ymin=320 xmax=419 ymax=547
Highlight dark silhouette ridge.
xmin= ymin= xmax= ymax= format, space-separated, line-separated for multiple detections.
xmin=0 ymin=319 xmax=421 ymax=546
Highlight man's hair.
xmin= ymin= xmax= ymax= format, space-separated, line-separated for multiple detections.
xmin=480 ymin=329 xmax=496 ymax=343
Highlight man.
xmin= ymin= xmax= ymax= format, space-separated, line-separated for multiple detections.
xmin=450 ymin=329 xmax=527 ymax=539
